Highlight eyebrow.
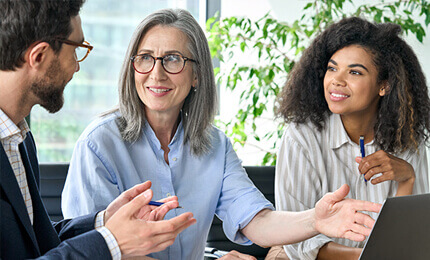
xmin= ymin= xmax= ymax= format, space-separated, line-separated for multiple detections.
xmin=328 ymin=59 xmax=369 ymax=72
xmin=137 ymin=49 xmax=184 ymax=56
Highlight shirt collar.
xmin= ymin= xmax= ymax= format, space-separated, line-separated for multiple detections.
xmin=328 ymin=113 xmax=375 ymax=149
xmin=328 ymin=113 xmax=351 ymax=149
xmin=0 ymin=109 xmax=30 ymax=141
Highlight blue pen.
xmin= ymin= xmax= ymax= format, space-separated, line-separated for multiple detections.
xmin=149 ymin=201 xmax=183 ymax=208
xmin=359 ymin=136 xmax=367 ymax=183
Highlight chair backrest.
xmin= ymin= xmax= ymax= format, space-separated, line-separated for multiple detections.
xmin=205 ymin=166 xmax=275 ymax=260
xmin=39 ymin=163 xmax=69 ymax=222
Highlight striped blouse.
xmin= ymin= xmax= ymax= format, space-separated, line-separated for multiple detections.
xmin=275 ymin=113 xmax=429 ymax=260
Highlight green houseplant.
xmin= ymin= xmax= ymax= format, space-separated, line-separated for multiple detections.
xmin=207 ymin=0 xmax=430 ymax=165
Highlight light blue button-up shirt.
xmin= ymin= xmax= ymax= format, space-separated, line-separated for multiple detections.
xmin=62 ymin=112 xmax=274 ymax=260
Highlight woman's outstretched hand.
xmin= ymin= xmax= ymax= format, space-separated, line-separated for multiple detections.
xmin=315 ymin=184 xmax=382 ymax=242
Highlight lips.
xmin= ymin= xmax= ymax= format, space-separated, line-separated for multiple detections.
xmin=329 ymin=91 xmax=350 ymax=101
xmin=331 ymin=93 xmax=348 ymax=98
xmin=146 ymin=86 xmax=172 ymax=96
xmin=148 ymin=87 xmax=170 ymax=93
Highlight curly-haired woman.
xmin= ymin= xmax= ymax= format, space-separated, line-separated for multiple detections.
xmin=270 ymin=17 xmax=430 ymax=260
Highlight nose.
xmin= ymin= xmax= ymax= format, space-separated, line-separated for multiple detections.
xmin=150 ymin=59 xmax=167 ymax=81
xmin=73 ymin=51 xmax=80 ymax=72
xmin=332 ymin=74 xmax=346 ymax=87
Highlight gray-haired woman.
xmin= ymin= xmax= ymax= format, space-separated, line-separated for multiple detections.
xmin=62 ymin=8 xmax=381 ymax=260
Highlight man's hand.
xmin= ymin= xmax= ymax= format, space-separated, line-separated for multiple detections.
xmin=314 ymin=184 xmax=382 ymax=242
xmin=104 ymin=182 xmax=196 ymax=257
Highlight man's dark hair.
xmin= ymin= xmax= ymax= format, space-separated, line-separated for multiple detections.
xmin=277 ymin=17 xmax=430 ymax=153
xmin=0 ymin=0 xmax=85 ymax=71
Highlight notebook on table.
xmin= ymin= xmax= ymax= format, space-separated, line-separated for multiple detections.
xmin=359 ymin=193 xmax=430 ymax=260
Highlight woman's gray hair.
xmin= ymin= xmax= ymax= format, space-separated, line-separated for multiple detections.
xmin=116 ymin=8 xmax=216 ymax=156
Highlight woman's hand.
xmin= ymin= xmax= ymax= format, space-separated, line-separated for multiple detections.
xmin=315 ymin=184 xmax=381 ymax=242
xmin=219 ymin=250 xmax=256 ymax=260
xmin=356 ymin=150 xmax=415 ymax=196
xmin=356 ymin=150 xmax=415 ymax=184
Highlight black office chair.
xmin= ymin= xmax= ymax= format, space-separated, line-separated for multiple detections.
xmin=39 ymin=163 xmax=69 ymax=222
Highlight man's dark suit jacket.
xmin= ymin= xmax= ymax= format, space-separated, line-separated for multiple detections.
xmin=0 ymin=132 xmax=112 ymax=259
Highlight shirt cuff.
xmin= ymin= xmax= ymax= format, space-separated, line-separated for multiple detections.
xmin=95 ymin=210 xmax=105 ymax=229
xmin=95 ymin=211 xmax=121 ymax=260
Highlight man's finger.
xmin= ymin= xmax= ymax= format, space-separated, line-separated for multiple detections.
xmin=153 ymin=201 xmax=178 ymax=220
xmin=145 ymin=212 xmax=196 ymax=236
xmin=158 ymin=195 xmax=179 ymax=203
xmin=147 ymin=203 xmax=175 ymax=221
xmin=121 ymin=181 xmax=152 ymax=200
xmin=121 ymin=189 xmax=154 ymax=216
xmin=165 ymin=212 xmax=196 ymax=234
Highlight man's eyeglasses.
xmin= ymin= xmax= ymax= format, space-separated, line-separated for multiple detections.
xmin=54 ymin=38 xmax=93 ymax=62
xmin=130 ymin=54 xmax=197 ymax=74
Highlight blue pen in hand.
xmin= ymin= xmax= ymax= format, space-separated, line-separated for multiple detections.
xmin=359 ymin=136 xmax=367 ymax=183
xmin=149 ymin=201 xmax=183 ymax=208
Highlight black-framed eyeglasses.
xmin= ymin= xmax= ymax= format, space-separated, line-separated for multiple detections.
xmin=54 ymin=38 xmax=93 ymax=62
xmin=130 ymin=54 xmax=197 ymax=74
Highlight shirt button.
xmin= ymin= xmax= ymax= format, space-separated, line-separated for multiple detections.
xmin=166 ymin=193 xmax=171 ymax=197
xmin=172 ymin=157 xmax=177 ymax=161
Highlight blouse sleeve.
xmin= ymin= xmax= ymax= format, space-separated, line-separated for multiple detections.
xmin=408 ymin=144 xmax=429 ymax=194
xmin=61 ymin=136 xmax=121 ymax=218
xmin=215 ymin=137 xmax=274 ymax=245
xmin=275 ymin=131 xmax=332 ymax=260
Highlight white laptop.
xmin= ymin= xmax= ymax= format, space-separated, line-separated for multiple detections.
xmin=359 ymin=193 xmax=430 ymax=260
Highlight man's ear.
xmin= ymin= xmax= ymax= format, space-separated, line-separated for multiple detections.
xmin=379 ymin=81 xmax=390 ymax=96
xmin=26 ymin=42 xmax=51 ymax=69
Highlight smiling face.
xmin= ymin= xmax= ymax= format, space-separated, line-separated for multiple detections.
xmin=323 ymin=45 xmax=386 ymax=120
xmin=134 ymin=25 xmax=197 ymax=120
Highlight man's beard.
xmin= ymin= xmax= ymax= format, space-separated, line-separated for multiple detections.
xmin=30 ymin=58 xmax=68 ymax=113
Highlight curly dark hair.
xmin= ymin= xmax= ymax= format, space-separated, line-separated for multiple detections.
xmin=0 ymin=0 xmax=85 ymax=71
xmin=277 ymin=16 xmax=430 ymax=153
